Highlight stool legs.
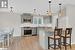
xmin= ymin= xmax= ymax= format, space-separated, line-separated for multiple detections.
xmin=48 ymin=37 xmax=50 ymax=49
xmin=63 ymin=37 xmax=71 ymax=50
xmin=70 ymin=37 xmax=71 ymax=48
xmin=54 ymin=39 xmax=56 ymax=50
xmin=58 ymin=39 xmax=61 ymax=50
xmin=64 ymin=37 xmax=67 ymax=50
xmin=48 ymin=38 xmax=61 ymax=50
xmin=60 ymin=39 xmax=61 ymax=50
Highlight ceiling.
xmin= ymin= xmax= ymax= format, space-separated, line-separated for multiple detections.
xmin=0 ymin=0 xmax=75 ymax=14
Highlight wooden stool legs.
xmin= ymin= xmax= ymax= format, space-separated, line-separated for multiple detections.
xmin=54 ymin=39 xmax=56 ymax=50
xmin=48 ymin=37 xmax=61 ymax=50
xmin=48 ymin=37 xmax=50 ymax=49
xmin=70 ymin=37 xmax=71 ymax=48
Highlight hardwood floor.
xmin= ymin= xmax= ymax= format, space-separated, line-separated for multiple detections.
xmin=8 ymin=36 xmax=43 ymax=50
xmin=7 ymin=36 xmax=75 ymax=50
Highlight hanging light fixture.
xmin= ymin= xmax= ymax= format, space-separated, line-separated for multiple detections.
xmin=10 ymin=6 xmax=13 ymax=13
xmin=58 ymin=3 xmax=62 ymax=17
xmin=33 ymin=9 xmax=36 ymax=15
xmin=48 ymin=0 xmax=52 ymax=23
xmin=56 ymin=3 xmax=62 ymax=28
xmin=48 ymin=0 xmax=52 ymax=16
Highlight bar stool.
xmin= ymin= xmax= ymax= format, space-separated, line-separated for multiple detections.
xmin=48 ymin=28 xmax=62 ymax=50
xmin=61 ymin=28 xmax=72 ymax=50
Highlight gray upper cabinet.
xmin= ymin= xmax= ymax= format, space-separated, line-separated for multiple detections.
xmin=33 ymin=15 xmax=53 ymax=24
xmin=33 ymin=15 xmax=43 ymax=24
xmin=21 ymin=13 xmax=53 ymax=25
xmin=21 ymin=13 xmax=33 ymax=23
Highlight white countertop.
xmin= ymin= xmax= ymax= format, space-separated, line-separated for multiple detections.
xmin=20 ymin=23 xmax=52 ymax=27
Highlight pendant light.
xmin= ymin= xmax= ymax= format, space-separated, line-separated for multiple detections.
xmin=48 ymin=0 xmax=52 ymax=23
xmin=10 ymin=6 xmax=13 ymax=13
xmin=33 ymin=9 xmax=36 ymax=15
xmin=59 ymin=3 xmax=62 ymax=17
xmin=56 ymin=3 xmax=62 ymax=28
xmin=48 ymin=0 xmax=52 ymax=16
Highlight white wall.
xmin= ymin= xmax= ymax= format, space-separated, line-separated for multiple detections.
xmin=0 ymin=12 xmax=21 ymax=37
xmin=66 ymin=5 xmax=75 ymax=44
xmin=58 ymin=5 xmax=75 ymax=44
xmin=58 ymin=16 xmax=68 ymax=28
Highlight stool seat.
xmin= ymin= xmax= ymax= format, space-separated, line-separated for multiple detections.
xmin=49 ymin=35 xmax=60 ymax=39
xmin=61 ymin=34 xmax=70 ymax=38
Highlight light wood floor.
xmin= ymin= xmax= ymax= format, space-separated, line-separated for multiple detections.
xmin=7 ymin=36 xmax=75 ymax=50
xmin=8 ymin=36 xmax=43 ymax=50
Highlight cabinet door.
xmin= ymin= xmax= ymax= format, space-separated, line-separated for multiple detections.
xmin=33 ymin=17 xmax=38 ymax=24
xmin=38 ymin=17 xmax=43 ymax=24
xmin=33 ymin=16 xmax=43 ymax=24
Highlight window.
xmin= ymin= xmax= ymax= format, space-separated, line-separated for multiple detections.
xmin=0 ymin=0 xmax=8 ymax=8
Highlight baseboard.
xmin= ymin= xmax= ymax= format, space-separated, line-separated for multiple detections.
xmin=0 ymin=48 xmax=7 ymax=50
xmin=32 ymin=34 xmax=37 ymax=36
xmin=13 ymin=36 xmax=21 ymax=38
xmin=72 ymin=42 xmax=75 ymax=45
